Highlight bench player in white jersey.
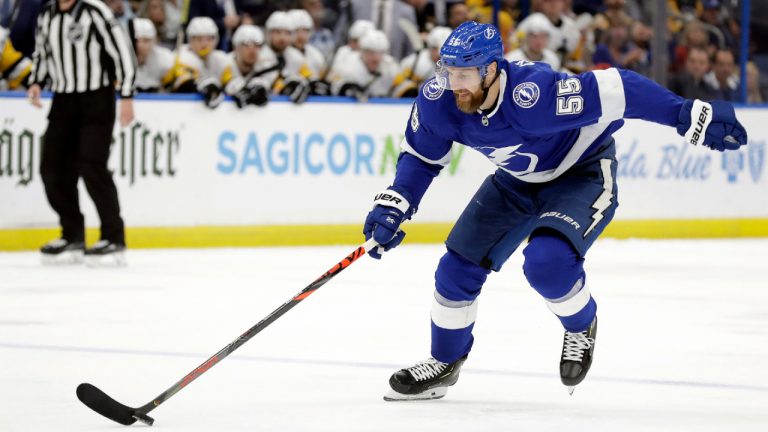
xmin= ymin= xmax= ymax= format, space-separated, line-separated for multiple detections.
xmin=261 ymin=10 xmax=312 ymax=104
xmin=130 ymin=18 xmax=174 ymax=93
xmin=328 ymin=30 xmax=398 ymax=100
xmin=225 ymin=25 xmax=275 ymax=107
xmin=171 ymin=16 xmax=234 ymax=108
xmin=329 ymin=19 xmax=374 ymax=72
xmin=0 ymin=25 xmax=31 ymax=90
xmin=392 ymin=26 xmax=452 ymax=98
xmin=288 ymin=9 xmax=326 ymax=78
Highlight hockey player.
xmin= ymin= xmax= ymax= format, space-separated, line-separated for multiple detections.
xmin=0 ymin=25 xmax=31 ymax=90
xmin=505 ymin=13 xmax=565 ymax=73
xmin=328 ymin=19 xmax=374 ymax=73
xmin=226 ymin=25 xmax=273 ymax=107
xmin=131 ymin=18 xmax=174 ymax=93
xmin=288 ymin=9 xmax=326 ymax=78
xmin=328 ymin=30 xmax=398 ymax=101
xmin=392 ymin=26 xmax=452 ymax=98
xmin=171 ymin=16 xmax=234 ymax=108
xmin=262 ymin=10 xmax=312 ymax=104
xmin=363 ymin=22 xmax=747 ymax=400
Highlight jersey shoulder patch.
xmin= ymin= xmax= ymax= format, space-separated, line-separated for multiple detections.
xmin=421 ymin=77 xmax=445 ymax=100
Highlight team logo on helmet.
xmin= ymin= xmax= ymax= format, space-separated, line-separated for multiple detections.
xmin=484 ymin=27 xmax=496 ymax=39
xmin=422 ymin=78 xmax=444 ymax=100
xmin=513 ymin=82 xmax=540 ymax=108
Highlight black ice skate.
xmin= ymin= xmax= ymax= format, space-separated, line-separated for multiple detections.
xmin=384 ymin=355 xmax=468 ymax=401
xmin=560 ymin=317 xmax=597 ymax=395
xmin=85 ymin=240 xmax=126 ymax=266
xmin=40 ymin=238 xmax=85 ymax=264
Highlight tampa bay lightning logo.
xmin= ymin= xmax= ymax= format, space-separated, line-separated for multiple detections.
xmin=513 ymin=82 xmax=539 ymax=108
xmin=484 ymin=27 xmax=496 ymax=39
xmin=422 ymin=78 xmax=444 ymax=100
xmin=748 ymin=141 xmax=765 ymax=183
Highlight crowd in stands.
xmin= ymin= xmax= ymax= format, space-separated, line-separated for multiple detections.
xmin=1 ymin=0 xmax=767 ymax=106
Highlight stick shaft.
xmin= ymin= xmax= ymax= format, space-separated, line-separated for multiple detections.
xmin=137 ymin=239 xmax=377 ymax=414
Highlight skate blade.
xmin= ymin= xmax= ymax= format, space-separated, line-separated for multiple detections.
xmin=383 ymin=386 xmax=448 ymax=402
xmin=567 ymin=386 xmax=575 ymax=396
xmin=41 ymin=250 xmax=84 ymax=265
xmin=85 ymin=252 xmax=127 ymax=267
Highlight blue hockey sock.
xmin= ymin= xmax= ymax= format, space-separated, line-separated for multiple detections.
xmin=431 ymin=249 xmax=490 ymax=363
xmin=522 ymin=231 xmax=596 ymax=332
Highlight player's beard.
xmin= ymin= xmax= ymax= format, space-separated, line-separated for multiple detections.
xmin=453 ymin=86 xmax=485 ymax=114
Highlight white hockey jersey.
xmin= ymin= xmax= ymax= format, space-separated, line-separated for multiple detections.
xmin=296 ymin=43 xmax=326 ymax=78
xmin=0 ymin=27 xmax=31 ymax=90
xmin=260 ymin=44 xmax=314 ymax=89
xmin=328 ymin=51 xmax=398 ymax=98
xmin=135 ymin=45 xmax=175 ymax=91
xmin=392 ymin=50 xmax=437 ymax=97
xmin=172 ymin=45 xmax=234 ymax=91
xmin=225 ymin=51 xmax=279 ymax=95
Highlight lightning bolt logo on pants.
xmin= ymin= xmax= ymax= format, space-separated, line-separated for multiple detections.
xmin=584 ymin=159 xmax=614 ymax=237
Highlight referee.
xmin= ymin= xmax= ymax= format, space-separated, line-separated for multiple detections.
xmin=27 ymin=0 xmax=136 ymax=264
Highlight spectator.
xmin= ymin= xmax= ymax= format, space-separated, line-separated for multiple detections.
xmin=673 ymin=20 xmax=714 ymax=73
xmin=143 ymin=0 xmax=177 ymax=49
xmin=131 ymin=18 xmax=174 ymax=92
xmin=335 ymin=0 xmax=419 ymax=60
xmin=746 ymin=61 xmax=765 ymax=104
xmin=668 ymin=46 xmax=720 ymax=100
xmin=506 ymin=13 xmax=563 ymax=71
xmin=329 ymin=29 xmax=399 ymax=100
xmin=627 ymin=20 xmax=651 ymax=76
xmin=704 ymin=49 xmax=738 ymax=101
xmin=226 ymin=25 xmax=273 ymax=107
xmin=466 ymin=0 xmax=514 ymax=51
xmin=592 ymin=25 xmax=647 ymax=73
xmin=235 ymin=0 xmax=283 ymax=26
xmin=301 ymin=0 xmax=337 ymax=58
xmin=392 ymin=26 xmax=452 ymax=97
xmin=0 ymin=24 xmax=31 ymax=90
xmin=447 ymin=2 xmax=469 ymax=29
xmin=699 ymin=0 xmax=735 ymax=54
xmin=2 ymin=0 xmax=42 ymax=58
xmin=518 ymin=0 xmax=581 ymax=65
xmin=104 ymin=0 xmax=135 ymax=28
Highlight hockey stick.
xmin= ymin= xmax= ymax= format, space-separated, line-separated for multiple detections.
xmin=76 ymin=238 xmax=378 ymax=426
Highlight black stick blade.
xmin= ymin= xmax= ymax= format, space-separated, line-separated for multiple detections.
xmin=76 ymin=383 xmax=153 ymax=426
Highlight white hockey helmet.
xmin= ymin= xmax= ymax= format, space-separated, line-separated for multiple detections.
xmin=359 ymin=30 xmax=390 ymax=53
xmin=426 ymin=26 xmax=452 ymax=49
xmin=232 ymin=25 xmax=265 ymax=46
xmin=266 ymin=11 xmax=294 ymax=31
xmin=519 ymin=13 xmax=555 ymax=36
xmin=187 ymin=16 xmax=219 ymax=38
xmin=288 ymin=9 xmax=313 ymax=31
xmin=348 ymin=20 xmax=374 ymax=41
xmin=132 ymin=18 xmax=157 ymax=40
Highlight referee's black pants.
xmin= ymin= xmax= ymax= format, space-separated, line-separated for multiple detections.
xmin=40 ymin=86 xmax=125 ymax=245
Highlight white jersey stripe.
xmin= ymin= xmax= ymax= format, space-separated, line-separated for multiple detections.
xmin=592 ymin=68 xmax=626 ymax=123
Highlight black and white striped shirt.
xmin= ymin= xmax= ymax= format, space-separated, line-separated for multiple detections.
xmin=29 ymin=0 xmax=136 ymax=98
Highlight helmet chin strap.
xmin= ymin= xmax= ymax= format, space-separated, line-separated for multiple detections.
xmin=480 ymin=64 xmax=501 ymax=109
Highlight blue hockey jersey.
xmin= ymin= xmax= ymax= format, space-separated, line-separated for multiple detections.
xmin=394 ymin=59 xmax=687 ymax=210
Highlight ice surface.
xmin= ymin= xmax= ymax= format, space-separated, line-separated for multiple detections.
xmin=1 ymin=239 xmax=767 ymax=431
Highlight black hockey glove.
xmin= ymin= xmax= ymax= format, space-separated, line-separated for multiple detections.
xmin=363 ymin=188 xmax=412 ymax=259
xmin=337 ymin=82 xmax=366 ymax=102
xmin=309 ymin=79 xmax=331 ymax=96
xmin=247 ymin=84 xmax=269 ymax=106
xmin=281 ymin=76 xmax=310 ymax=104
xmin=198 ymin=78 xmax=224 ymax=109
